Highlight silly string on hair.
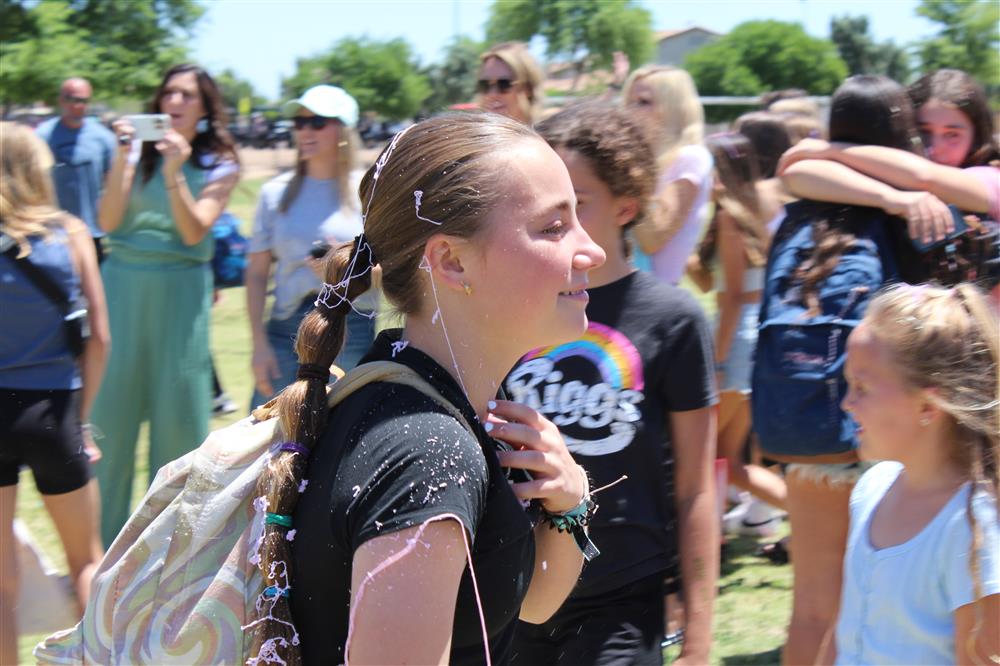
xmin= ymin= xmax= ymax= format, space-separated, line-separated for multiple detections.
xmin=414 ymin=190 xmax=443 ymax=225
xmin=419 ymin=254 xmax=469 ymax=398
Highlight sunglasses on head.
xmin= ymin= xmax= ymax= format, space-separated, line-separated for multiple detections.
xmin=62 ymin=95 xmax=90 ymax=105
xmin=293 ymin=116 xmax=336 ymax=130
xmin=477 ymin=79 xmax=517 ymax=95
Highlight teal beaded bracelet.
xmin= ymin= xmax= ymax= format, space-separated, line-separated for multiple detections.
xmin=540 ymin=496 xmax=600 ymax=561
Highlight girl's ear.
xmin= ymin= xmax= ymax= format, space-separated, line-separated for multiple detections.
xmin=422 ymin=234 xmax=471 ymax=295
xmin=917 ymin=387 xmax=945 ymax=427
xmin=614 ymin=197 xmax=640 ymax=228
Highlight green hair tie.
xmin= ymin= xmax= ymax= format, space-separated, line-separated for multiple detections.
xmin=265 ymin=512 xmax=293 ymax=528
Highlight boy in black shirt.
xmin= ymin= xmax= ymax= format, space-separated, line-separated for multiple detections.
xmin=506 ymin=102 xmax=719 ymax=664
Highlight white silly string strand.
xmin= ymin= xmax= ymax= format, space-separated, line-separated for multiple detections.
xmin=314 ymin=126 xmax=415 ymax=317
xmin=419 ymin=255 xmax=469 ymax=398
xmin=343 ymin=513 xmax=492 ymax=666
xmin=413 ymin=190 xmax=443 ymax=225
xmin=313 ymin=238 xmax=377 ymax=320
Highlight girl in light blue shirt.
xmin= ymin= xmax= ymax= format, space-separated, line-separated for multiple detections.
xmin=832 ymin=283 xmax=999 ymax=664
xmin=246 ymin=85 xmax=373 ymax=410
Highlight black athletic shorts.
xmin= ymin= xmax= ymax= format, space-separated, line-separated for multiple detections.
xmin=0 ymin=388 xmax=91 ymax=494
xmin=511 ymin=572 xmax=665 ymax=666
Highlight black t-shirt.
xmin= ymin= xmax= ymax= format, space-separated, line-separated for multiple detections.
xmin=292 ymin=330 xmax=536 ymax=665
xmin=504 ymin=271 xmax=716 ymax=597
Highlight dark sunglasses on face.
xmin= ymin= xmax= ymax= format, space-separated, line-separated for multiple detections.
xmin=62 ymin=95 xmax=90 ymax=105
xmin=477 ymin=79 xmax=517 ymax=95
xmin=293 ymin=116 xmax=335 ymax=130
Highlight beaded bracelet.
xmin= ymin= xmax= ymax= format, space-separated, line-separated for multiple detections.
xmin=540 ymin=495 xmax=600 ymax=561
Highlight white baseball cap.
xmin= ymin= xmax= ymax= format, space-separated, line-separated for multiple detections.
xmin=283 ymin=85 xmax=359 ymax=128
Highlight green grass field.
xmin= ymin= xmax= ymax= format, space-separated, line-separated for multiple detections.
xmin=14 ymin=177 xmax=790 ymax=664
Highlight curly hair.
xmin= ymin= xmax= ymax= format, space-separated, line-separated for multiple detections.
xmin=535 ymin=100 xmax=657 ymax=247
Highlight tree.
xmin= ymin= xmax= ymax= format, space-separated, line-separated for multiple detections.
xmin=215 ymin=68 xmax=266 ymax=112
xmin=0 ymin=1 xmax=96 ymax=106
xmin=0 ymin=0 xmax=203 ymax=106
xmin=913 ymin=0 xmax=999 ymax=86
xmin=422 ymin=36 xmax=483 ymax=113
xmin=685 ymin=21 xmax=847 ymax=96
xmin=282 ymin=37 xmax=431 ymax=120
xmin=830 ymin=15 xmax=909 ymax=82
xmin=485 ymin=0 xmax=653 ymax=87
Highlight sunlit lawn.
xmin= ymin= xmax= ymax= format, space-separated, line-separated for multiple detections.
xmin=15 ymin=178 xmax=789 ymax=665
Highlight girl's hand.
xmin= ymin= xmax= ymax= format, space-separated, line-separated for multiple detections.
xmin=487 ymin=399 xmax=586 ymax=514
xmin=777 ymin=138 xmax=833 ymax=175
xmin=882 ymin=189 xmax=954 ymax=244
xmin=156 ymin=129 xmax=192 ymax=179
xmin=251 ymin=340 xmax=281 ymax=398
xmin=110 ymin=118 xmax=135 ymax=155
xmin=82 ymin=427 xmax=102 ymax=463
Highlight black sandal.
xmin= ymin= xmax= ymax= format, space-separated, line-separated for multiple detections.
xmin=754 ymin=538 xmax=790 ymax=565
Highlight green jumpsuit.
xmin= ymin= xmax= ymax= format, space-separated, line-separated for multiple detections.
xmin=92 ymin=158 xmax=220 ymax=547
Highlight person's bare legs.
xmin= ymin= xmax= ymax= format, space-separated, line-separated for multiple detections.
xmin=718 ymin=391 xmax=787 ymax=509
xmin=0 ymin=485 xmax=18 ymax=665
xmin=41 ymin=479 xmax=103 ymax=613
xmin=782 ymin=469 xmax=853 ymax=666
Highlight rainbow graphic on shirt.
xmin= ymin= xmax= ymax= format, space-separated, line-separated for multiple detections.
xmin=522 ymin=321 xmax=644 ymax=391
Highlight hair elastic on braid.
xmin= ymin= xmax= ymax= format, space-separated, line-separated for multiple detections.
xmin=262 ymin=585 xmax=290 ymax=599
xmin=265 ymin=512 xmax=293 ymax=528
xmin=279 ymin=442 xmax=310 ymax=457
xmin=296 ymin=363 xmax=330 ymax=383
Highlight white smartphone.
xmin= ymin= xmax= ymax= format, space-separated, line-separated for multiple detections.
xmin=125 ymin=114 xmax=171 ymax=142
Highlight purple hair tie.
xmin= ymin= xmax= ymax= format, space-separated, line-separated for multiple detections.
xmin=280 ymin=442 xmax=310 ymax=457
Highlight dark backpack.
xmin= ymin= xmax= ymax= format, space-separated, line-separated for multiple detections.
xmin=751 ymin=202 xmax=900 ymax=460
xmin=212 ymin=212 xmax=249 ymax=289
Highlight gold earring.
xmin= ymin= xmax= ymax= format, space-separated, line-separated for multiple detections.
xmin=337 ymin=140 xmax=348 ymax=148
xmin=920 ymin=416 xmax=931 ymax=427
xmin=462 ymin=282 xmax=473 ymax=296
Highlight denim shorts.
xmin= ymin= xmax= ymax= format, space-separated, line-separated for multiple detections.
xmin=715 ymin=302 xmax=760 ymax=394
xmin=787 ymin=460 xmax=874 ymax=486
xmin=249 ymin=296 xmax=375 ymax=411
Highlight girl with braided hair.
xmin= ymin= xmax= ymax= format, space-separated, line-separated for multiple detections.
xmin=245 ymin=112 xmax=605 ymax=665
xmin=827 ymin=283 xmax=998 ymax=664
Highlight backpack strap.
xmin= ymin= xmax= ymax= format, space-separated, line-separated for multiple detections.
xmin=0 ymin=231 xmax=74 ymax=316
xmin=251 ymin=360 xmax=475 ymax=436
xmin=325 ymin=361 xmax=475 ymax=435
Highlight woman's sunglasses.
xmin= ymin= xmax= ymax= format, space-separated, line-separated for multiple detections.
xmin=477 ymin=79 xmax=518 ymax=95
xmin=293 ymin=116 xmax=335 ymax=130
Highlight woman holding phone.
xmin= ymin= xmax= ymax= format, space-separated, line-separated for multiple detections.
xmin=246 ymin=84 xmax=370 ymax=411
xmin=93 ymin=63 xmax=240 ymax=547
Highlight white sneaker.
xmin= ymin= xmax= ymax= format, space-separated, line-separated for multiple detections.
xmin=723 ymin=499 xmax=752 ymax=536
xmin=731 ymin=499 xmax=782 ymax=537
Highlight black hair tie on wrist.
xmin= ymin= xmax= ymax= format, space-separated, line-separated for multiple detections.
xmin=296 ymin=363 xmax=330 ymax=383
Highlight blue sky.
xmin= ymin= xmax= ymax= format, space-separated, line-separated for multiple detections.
xmin=193 ymin=0 xmax=939 ymax=101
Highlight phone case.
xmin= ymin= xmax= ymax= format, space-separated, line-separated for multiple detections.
xmin=910 ymin=205 xmax=970 ymax=253
xmin=127 ymin=114 xmax=170 ymax=142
